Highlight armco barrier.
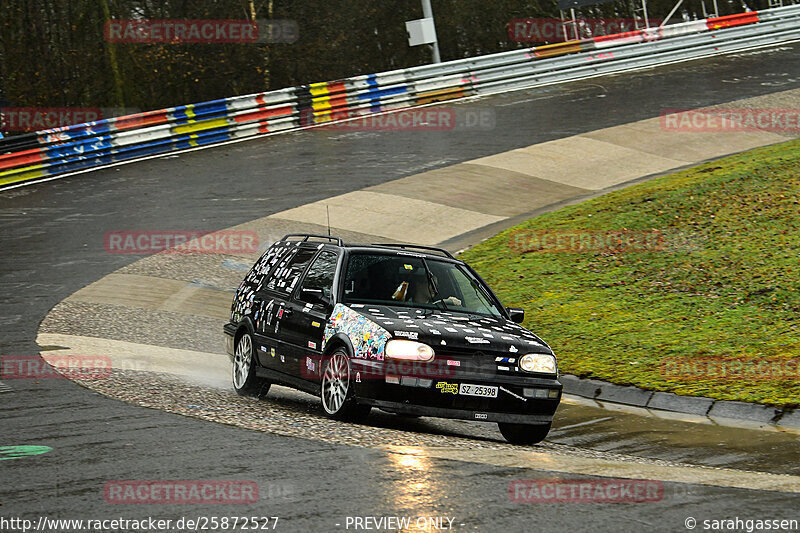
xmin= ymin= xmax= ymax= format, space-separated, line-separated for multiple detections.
xmin=2 ymin=5 xmax=800 ymax=190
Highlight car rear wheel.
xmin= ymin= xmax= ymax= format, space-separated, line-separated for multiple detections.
xmin=233 ymin=332 xmax=270 ymax=398
xmin=320 ymin=350 xmax=371 ymax=422
xmin=498 ymin=422 xmax=551 ymax=445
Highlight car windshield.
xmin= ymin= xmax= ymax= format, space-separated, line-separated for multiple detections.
xmin=342 ymin=252 xmax=504 ymax=318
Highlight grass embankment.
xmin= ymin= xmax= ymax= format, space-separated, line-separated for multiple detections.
xmin=460 ymin=140 xmax=800 ymax=407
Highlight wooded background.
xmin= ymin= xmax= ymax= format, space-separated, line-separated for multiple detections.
xmin=0 ymin=0 xmax=769 ymax=119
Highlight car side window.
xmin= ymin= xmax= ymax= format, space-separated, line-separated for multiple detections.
xmin=298 ymin=251 xmax=338 ymax=305
xmin=232 ymin=242 xmax=298 ymax=323
xmin=449 ymin=266 xmax=502 ymax=317
xmin=243 ymin=243 xmax=291 ymax=289
xmin=266 ymin=247 xmax=317 ymax=295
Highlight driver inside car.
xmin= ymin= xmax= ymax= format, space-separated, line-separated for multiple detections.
xmin=391 ymin=266 xmax=462 ymax=306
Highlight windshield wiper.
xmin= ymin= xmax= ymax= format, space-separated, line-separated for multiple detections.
xmin=421 ymin=258 xmax=448 ymax=312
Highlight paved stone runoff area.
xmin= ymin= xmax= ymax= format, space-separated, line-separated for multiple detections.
xmin=26 ymin=363 xmax=800 ymax=492
xmin=387 ymin=447 xmax=800 ymax=494
xmin=37 ymin=86 xmax=800 ymax=429
xmin=38 ymin=332 xmax=230 ymax=388
xmin=365 ymin=163 xmax=589 ymax=217
xmin=68 ymin=273 xmax=233 ymax=319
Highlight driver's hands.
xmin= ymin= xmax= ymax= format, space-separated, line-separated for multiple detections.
xmin=392 ymin=281 xmax=409 ymax=301
xmin=443 ymin=296 xmax=462 ymax=306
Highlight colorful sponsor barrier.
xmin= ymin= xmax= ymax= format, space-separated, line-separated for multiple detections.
xmin=2 ymin=5 xmax=799 ymax=189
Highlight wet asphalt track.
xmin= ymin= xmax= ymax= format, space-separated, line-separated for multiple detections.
xmin=2 ymin=46 xmax=800 ymax=531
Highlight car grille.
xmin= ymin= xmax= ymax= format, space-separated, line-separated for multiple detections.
xmin=436 ymin=349 xmax=520 ymax=376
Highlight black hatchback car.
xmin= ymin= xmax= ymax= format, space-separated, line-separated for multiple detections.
xmin=224 ymin=234 xmax=562 ymax=444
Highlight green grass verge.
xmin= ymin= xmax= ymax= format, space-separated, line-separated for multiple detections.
xmin=460 ymin=139 xmax=800 ymax=408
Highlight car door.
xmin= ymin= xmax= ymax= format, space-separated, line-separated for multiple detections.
xmin=252 ymin=246 xmax=318 ymax=374
xmin=280 ymin=249 xmax=339 ymax=380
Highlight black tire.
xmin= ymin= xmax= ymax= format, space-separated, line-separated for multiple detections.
xmin=498 ymin=422 xmax=551 ymax=445
xmin=320 ymin=349 xmax=371 ymax=423
xmin=232 ymin=331 xmax=270 ymax=398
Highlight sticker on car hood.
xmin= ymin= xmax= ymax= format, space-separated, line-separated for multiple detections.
xmin=336 ymin=304 xmax=549 ymax=353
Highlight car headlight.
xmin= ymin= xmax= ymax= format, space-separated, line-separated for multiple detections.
xmin=519 ymin=353 xmax=557 ymax=374
xmin=385 ymin=340 xmax=435 ymax=361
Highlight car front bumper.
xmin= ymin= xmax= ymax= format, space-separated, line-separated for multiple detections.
xmin=350 ymin=358 xmax=561 ymax=425
xmin=362 ymin=399 xmax=556 ymax=424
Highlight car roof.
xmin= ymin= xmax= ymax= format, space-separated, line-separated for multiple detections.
xmin=279 ymin=234 xmax=461 ymax=263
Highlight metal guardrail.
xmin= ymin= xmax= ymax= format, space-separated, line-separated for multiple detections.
xmin=2 ymin=6 xmax=800 ymax=190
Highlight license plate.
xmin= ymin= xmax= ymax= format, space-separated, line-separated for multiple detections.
xmin=459 ymin=384 xmax=498 ymax=398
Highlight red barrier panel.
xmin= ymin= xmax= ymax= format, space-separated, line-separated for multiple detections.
xmin=0 ymin=148 xmax=45 ymax=171
xmin=707 ymin=11 xmax=760 ymax=30
xmin=232 ymin=105 xmax=293 ymax=124
xmin=112 ymin=110 xmax=171 ymax=132
xmin=592 ymin=29 xmax=645 ymax=45
xmin=327 ymin=81 xmax=348 ymax=95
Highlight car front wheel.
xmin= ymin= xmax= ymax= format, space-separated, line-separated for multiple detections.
xmin=233 ymin=331 xmax=270 ymax=397
xmin=498 ymin=422 xmax=551 ymax=445
xmin=320 ymin=349 xmax=371 ymax=422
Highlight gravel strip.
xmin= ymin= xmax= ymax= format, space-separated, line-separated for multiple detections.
xmin=116 ymin=252 xmax=252 ymax=289
xmin=40 ymin=301 xmax=226 ymax=354
xmin=708 ymin=85 xmax=800 ymax=139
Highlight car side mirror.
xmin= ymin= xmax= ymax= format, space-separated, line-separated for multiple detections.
xmin=301 ymin=287 xmax=329 ymax=306
xmin=507 ymin=307 xmax=525 ymax=323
